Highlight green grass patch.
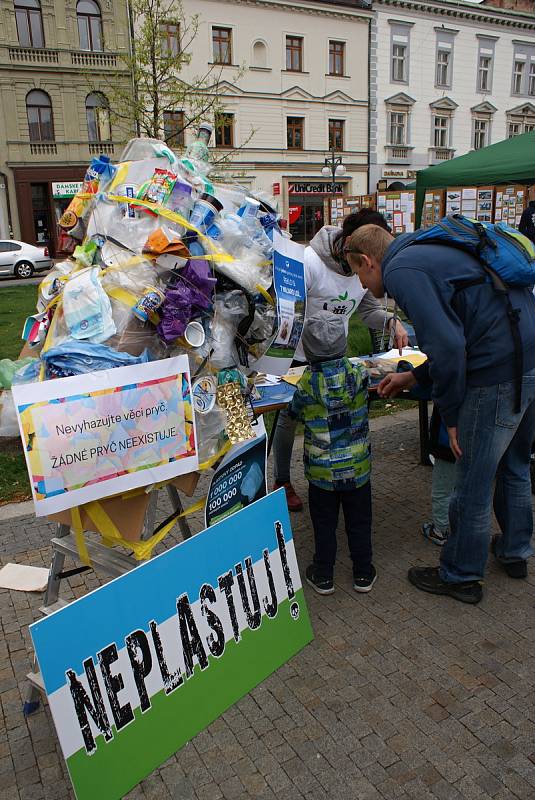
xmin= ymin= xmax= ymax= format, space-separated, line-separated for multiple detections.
xmin=0 ymin=441 xmax=31 ymax=504
xmin=0 ymin=285 xmax=38 ymax=360
xmin=347 ymin=313 xmax=374 ymax=358
xmin=0 ymin=285 xmax=38 ymax=502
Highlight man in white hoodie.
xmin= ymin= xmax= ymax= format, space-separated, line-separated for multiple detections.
xmin=273 ymin=210 xmax=408 ymax=511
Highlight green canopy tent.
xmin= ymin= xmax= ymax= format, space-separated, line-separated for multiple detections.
xmin=415 ymin=130 xmax=535 ymax=226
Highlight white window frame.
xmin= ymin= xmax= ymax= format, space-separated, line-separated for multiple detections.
xmin=436 ymin=48 xmax=450 ymax=88
xmin=478 ymin=54 xmax=492 ymax=92
xmin=389 ymin=110 xmax=407 ymax=145
xmin=513 ymin=58 xmax=525 ymax=95
xmin=392 ymin=42 xmax=407 ymax=83
xmin=473 ymin=118 xmax=488 ymax=150
xmin=433 ymin=115 xmax=449 ymax=148
xmin=529 ymin=62 xmax=535 ymax=97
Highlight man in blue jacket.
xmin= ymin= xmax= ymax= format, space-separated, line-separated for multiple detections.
xmin=345 ymin=223 xmax=535 ymax=604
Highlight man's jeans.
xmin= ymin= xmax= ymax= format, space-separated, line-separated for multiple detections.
xmin=273 ymin=405 xmax=298 ymax=484
xmin=440 ymin=369 xmax=535 ymax=583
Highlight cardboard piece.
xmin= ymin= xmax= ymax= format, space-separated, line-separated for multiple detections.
xmin=46 ymin=471 xmax=200 ymax=542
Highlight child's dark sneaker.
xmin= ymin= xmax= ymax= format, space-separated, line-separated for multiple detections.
xmin=353 ymin=565 xmax=377 ymax=593
xmin=422 ymin=521 xmax=448 ymax=546
xmin=305 ymin=564 xmax=334 ymax=595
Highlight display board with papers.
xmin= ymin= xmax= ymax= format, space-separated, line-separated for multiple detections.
xmin=376 ymin=191 xmax=415 ymax=233
xmin=494 ymin=185 xmax=527 ymax=227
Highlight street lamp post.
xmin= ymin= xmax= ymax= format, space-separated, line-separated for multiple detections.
xmin=321 ymin=145 xmax=346 ymax=196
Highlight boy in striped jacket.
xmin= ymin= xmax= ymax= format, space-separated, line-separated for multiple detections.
xmin=289 ymin=310 xmax=376 ymax=595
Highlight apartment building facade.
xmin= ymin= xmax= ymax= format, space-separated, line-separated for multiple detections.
xmin=179 ymin=0 xmax=372 ymax=242
xmin=0 ymin=0 xmax=132 ymax=253
xmin=370 ymin=0 xmax=535 ymax=190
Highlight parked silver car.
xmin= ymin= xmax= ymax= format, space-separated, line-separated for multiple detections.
xmin=0 ymin=239 xmax=52 ymax=279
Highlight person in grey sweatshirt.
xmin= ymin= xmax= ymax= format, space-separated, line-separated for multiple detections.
xmin=272 ymin=209 xmax=409 ymax=512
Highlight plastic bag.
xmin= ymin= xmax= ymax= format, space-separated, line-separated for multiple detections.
xmin=0 ymin=358 xmax=37 ymax=390
xmin=0 ymin=392 xmax=18 ymax=437
xmin=42 ymin=340 xmax=152 ymax=378
xmin=209 ymin=291 xmax=249 ymax=369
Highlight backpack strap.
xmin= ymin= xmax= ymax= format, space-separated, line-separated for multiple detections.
xmin=481 ymin=265 xmax=523 ymax=414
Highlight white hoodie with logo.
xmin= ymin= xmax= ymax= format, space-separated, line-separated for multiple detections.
xmin=293 ymin=226 xmax=392 ymax=362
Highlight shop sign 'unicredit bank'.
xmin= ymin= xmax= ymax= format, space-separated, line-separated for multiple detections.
xmin=287 ymin=180 xmax=345 ymax=243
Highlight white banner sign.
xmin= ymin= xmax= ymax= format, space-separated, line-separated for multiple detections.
xmin=12 ymin=356 xmax=198 ymax=516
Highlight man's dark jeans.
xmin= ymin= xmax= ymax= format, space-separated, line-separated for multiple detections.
xmin=441 ymin=369 xmax=535 ymax=583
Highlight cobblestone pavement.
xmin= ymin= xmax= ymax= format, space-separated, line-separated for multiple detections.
xmin=1 ymin=410 xmax=535 ymax=800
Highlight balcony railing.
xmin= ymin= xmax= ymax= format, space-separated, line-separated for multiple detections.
xmin=89 ymin=142 xmax=115 ymax=155
xmin=71 ymin=51 xmax=117 ymax=68
xmin=4 ymin=45 xmax=122 ymax=71
xmin=385 ymin=144 xmax=413 ymax=164
xmin=9 ymin=47 xmax=58 ymax=63
xmin=30 ymin=142 xmax=57 ymax=155
xmin=429 ymin=147 xmax=455 ymax=164
xmin=7 ymin=140 xmax=120 ymax=164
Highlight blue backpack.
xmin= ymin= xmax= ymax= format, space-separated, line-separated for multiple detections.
xmin=407 ymin=214 xmax=535 ymax=286
xmin=399 ymin=214 xmax=535 ymax=411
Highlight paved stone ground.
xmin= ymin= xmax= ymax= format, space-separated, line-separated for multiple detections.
xmin=1 ymin=410 xmax=535 ymax=800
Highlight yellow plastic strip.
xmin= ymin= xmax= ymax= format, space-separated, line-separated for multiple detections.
xmin=255 ymin=284 xmax=275 ymax=305
xmin=133 ymin=497 xmax=206 ymax=561
xmin=106 ymin=286 xmax=159 ymax=325
xmin=71 ymin=506 xmax=91 ymax=567
xmin=106 ymin=285 xmax=138 ymax=309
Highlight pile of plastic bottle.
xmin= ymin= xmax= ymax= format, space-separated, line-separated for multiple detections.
xmin=0 ymin=123 xmax=283 ymax=464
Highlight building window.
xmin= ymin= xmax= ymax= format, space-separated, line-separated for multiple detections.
xmin=215 ymin=112 xmax=234 ymax=147
xmin=389 ymin=111 xmax=406 ymax=145
xmin=433 ymin=115 xmax=449 ymax=148
xmin=15 ymin=0 xmax=44 ymax=48
xmin=160 ymin=22 xmax=180 ymax=57
xmin=287 ymin=117 xmax=304 ymax=149
xmin=328 ymin=119 xmax=344 ymax=151
xmin=513 ymin=60 xmax=524 ymax=94
xmin=77 ymin=0 xmax=103 ymax=52
xmin=529 ymin=63 xmax=535 ymax=97
xmin=286 ymin=36 xmax=303 ymax=72
xmin=473 ymin=118 xmax=488 ymax=150
xmin=163 ymin=110 xmax=185 ymax=147
xmin=212 ymin=26 xmax=232 ymax=65
xmin=436 ymin=49 xmax=450 ymax=87
xmin=392 ymin=43 xmax=407 ymax=82
xmin=329 ymin=41 xmax=345 ymax=76
xmin=507 ymin=106 xmax=535 ymax=136
xmin=86 ymin=92 xmax=111 ymax=142
xmin=478 ymin=55 xmax=492 ymax=92
xmin=26 ymin=89 xmax=54 ymax=141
